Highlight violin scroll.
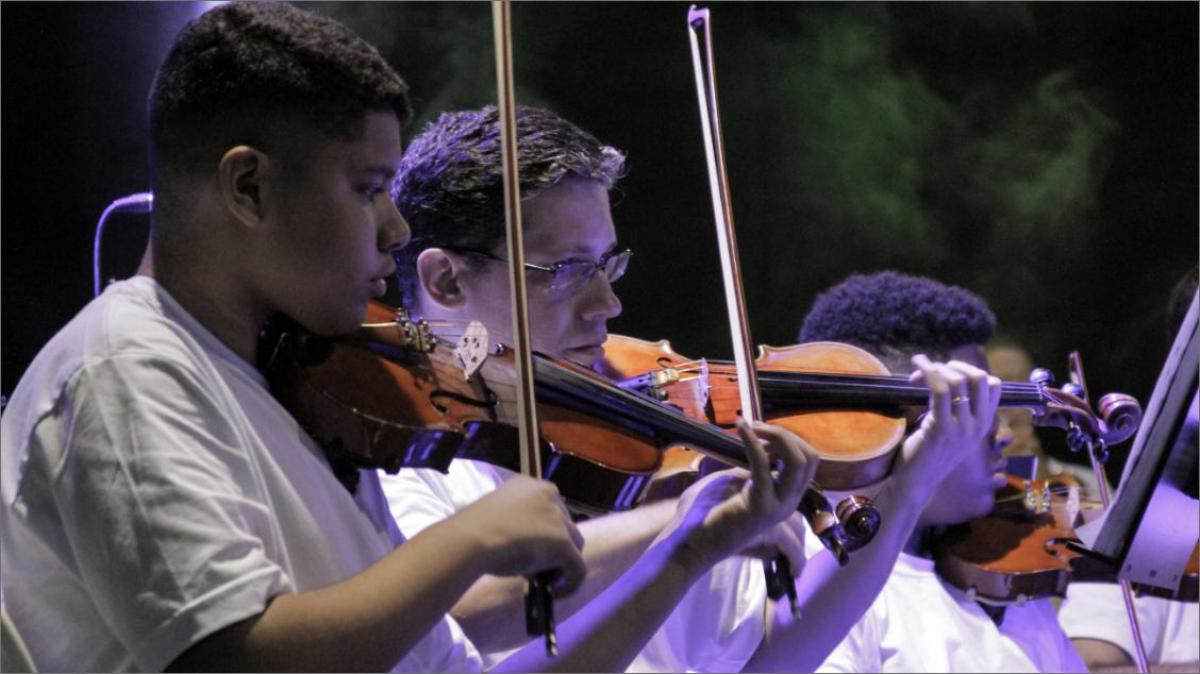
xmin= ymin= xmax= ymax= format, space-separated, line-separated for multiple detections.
xmin=1097 ymin=392 xmax=1142 ymax=444
xmin=1029 ymin=368 xmax=1143 ymax=454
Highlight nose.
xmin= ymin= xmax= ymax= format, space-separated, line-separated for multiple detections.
xmin=578 ymin=272 xmax=622 ymax=322
xmin=378 ymin=196 xmax=411 ymax=253
xmin=992 ymin=418 xmax=1015 ymax=456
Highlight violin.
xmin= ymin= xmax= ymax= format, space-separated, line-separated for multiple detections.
xmin=261 ymin=300 xmax=878 ymax=564
xmin=599 ymin=334 xmax=1144 ymax=491
xmin=931 ymin=474 xmax=1098 ymax=605
xmin=931 ymin=473 xmax=1199 ymax=605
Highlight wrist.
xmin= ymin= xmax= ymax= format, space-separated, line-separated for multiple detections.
xmin=656 ymin=519 xmax=720 ymax=579
xmin=432 ymin=513 xmax=505 ymax=580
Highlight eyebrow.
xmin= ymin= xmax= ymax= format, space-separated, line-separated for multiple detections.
xmin=551 ymin=242 xmax=619 ymax=260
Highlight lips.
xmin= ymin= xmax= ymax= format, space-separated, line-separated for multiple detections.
xmin=369 ymin=264 xmax=396 ymax=299
xmin=563 ymin=342 xmax=606 ymax=365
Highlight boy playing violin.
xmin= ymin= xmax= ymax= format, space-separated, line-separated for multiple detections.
xmin=385 ymin=105 xmax=1006 ymax=671
xmin=0 ymin=4 xmax=823 ymax=672
xmin=798 ymin=270 xmax=1086 ymax=672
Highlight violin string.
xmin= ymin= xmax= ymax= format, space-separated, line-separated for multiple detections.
xmin=992 ymin=487 xmax=1079 ymax=505
xmin=370 ymin=317 xmax=1050 ymax=394
xmin=374 ymin=314 xmax=1049 ymax=397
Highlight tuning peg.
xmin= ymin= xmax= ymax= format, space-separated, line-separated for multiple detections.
xmin=1065 ymin=424 xmax=1086 ymax=453
xmin=1030 ymin=368 xmax=1055 ymax=387
xmin=1062 ymin=383 xmax=1086 ymax=399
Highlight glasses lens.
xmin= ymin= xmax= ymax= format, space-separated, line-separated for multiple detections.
xmin=549 ymin=261 xmax=593 ymax=292
xmin=604 ymin=249 xmax=631 ymax=283
xmin=547 ymin=250 xmax=632 ymax=293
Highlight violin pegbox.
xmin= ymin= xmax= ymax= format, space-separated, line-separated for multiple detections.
xmin=454 ymin=321 xmax=490 ymax=380
xmin=1028 ymin=354 xmax=1143 ymax=460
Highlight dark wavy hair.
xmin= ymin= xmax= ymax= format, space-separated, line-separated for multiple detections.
xmin=149 ymin=2 xmax=411 ymax=202
xmin=391 ymin=105 xmax=626 ymax=310
xmin=799 ymin=270 xmax=996 ymax=370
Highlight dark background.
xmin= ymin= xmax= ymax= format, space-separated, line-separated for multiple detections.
xmin=3 ymin=2 xmax=1197 ymax=480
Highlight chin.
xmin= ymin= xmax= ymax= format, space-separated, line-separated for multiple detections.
xmin=963 ymin=491 xmax=999 ymax=520
xmin=302 ymin=307 xmax=366 ymax=337
xmin=931 ymin=490 xmax=996 ymax=527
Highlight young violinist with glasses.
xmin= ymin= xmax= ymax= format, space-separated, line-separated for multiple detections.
xmin=0 ymin=4 xmax=822 ymax=672
xmin=384 ymin=105 xmax=1006 ymax=672
xmin=798 ymin=271 xmax=1086 ymax=673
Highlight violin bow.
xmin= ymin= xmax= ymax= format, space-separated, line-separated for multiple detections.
xmin=491 ymin=0 xmax=558 ymax=656
xmin=685 ymin=5 xmax=801 ymax=619
xmin=1068 ymin=353 xmax=1150 ymax=674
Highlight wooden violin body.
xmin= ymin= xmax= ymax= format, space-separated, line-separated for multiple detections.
xmin=932 ymin=475 xmax=1094 ymax=605
xmin=264 ymin=302 xmax=660 ymax=515
xmin=263 ymin=302 xmax=880 ymax=561
xmin=932 ymin=474 xmax=1198 ymax=605
xmin=601 ymin=334 xmax=1144 ymax=492
xmin=600 ymin=335 xmax=906 ymax=490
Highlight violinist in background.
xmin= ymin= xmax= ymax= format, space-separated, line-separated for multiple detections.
xmin=799 ymin=271 xmax=1086 ymax=673
xmin=385 ymin=105 xmax=1006 ymax=672
xmin=0 ymin=5 xmax=821 ymax=673
xmin=1056 ymin=265 xmax=1199 ymax=673
xmin=986 ymin=341 xmax=1107 ymax=499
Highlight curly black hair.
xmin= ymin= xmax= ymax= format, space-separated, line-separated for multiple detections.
xmin=149 ymin=2 xmax=411 ymax=197
xmin=391 ymin=105 xmax=626 ymax=310
xmin=798 ymin=270 xmax=996 ymax=369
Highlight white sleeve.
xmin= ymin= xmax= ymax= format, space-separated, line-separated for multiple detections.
xmin=1059 ymin=582 xmax=1166 ymax=663
xmin=48 ymin=355 xmax=290 ymax=672
xmin=815 ymin=605 xmax=881 ymax=673
xmin=630 ymin=556 xmax=767 ymax=673
xmin=1024 ymin=598 xmax=1088 ymax=672
xmin=380 ymin=466 xmax=462 ymax=539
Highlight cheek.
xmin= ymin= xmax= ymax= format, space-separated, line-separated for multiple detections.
xmin=528 ymin=295 xmax=577 ymax=348
xmin=462 ymin=272 xmax=514 ymax=338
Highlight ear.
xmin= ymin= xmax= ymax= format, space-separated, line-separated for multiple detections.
xmin=416 ymin=248 xmax=470 ymax=310
xmin=217 ymin=145 xmax=271 ymax=230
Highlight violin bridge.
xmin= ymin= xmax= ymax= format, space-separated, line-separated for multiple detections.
xmin=454 ymin=321 xmax=490 ymax=380
xmin=1022 ymin=481 xmax=1039 ymax=513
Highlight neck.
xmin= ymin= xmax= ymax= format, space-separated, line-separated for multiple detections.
xmin=902 ymin=520 xmax=950 ymax=556
xmin=902 ymin=528 xmax=924 ymax=557
xmin=138 ymin=234 xmax=266 ymax=366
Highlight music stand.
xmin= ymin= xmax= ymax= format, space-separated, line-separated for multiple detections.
xmin=1077 ymin=292 xmax=1199 ymax=594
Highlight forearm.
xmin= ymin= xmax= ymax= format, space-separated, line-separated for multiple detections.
xmin=1074 ymin=638 xmax=1199 ymax=674
xmin=452 ymin=499 xmax=677 ymax=653
xmin=1089 ymin=663 xmax=1200 ymax=673
xmin=494 ymin=527 xmax=703 ymax=673
xmin=746 ymin=479 xmax=927 ymax=672
xmin=168 ymin=516 xmax=490 ymax=672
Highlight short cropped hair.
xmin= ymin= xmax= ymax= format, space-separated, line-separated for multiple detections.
xmin=798 ymin=270 xmax=996 ymax=370
xmin=149 ymin=2 xmax=411 ymax=197
xmin=392 ymin=105 xmax=626 ymax=309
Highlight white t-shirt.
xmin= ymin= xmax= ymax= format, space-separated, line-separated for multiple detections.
xmin=382 ymin=461 xmax=768 ymax=673
xmin=816 ymin=552 xmax=1086 ymax=673
xmin=1059 ymin=581 xmax=1200 ymax=665
xmin=0 ymin=277 xmax=480 ymax=673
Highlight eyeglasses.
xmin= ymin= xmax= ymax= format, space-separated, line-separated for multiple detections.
xmin=447 ymin=247 xmax=632 ymax=294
